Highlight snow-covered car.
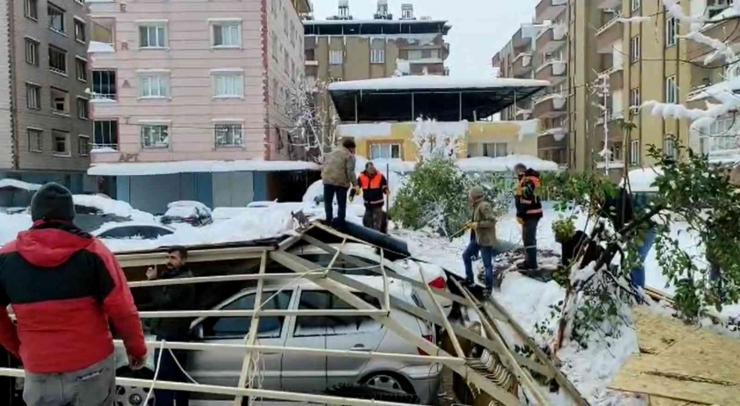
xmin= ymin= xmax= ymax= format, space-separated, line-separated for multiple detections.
xmin=92 ymin=222 xmax=174 ymax=240
xmin=160 ymin=201 xmax=213 ymax=227
xmin=290 ymin=243 xmax=453 ymax=316
xmin=246 ymin=200 xmax=278 ymax=208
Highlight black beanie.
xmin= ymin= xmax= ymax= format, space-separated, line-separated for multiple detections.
xmin=31 ymin=183 xmax=76 ymax=222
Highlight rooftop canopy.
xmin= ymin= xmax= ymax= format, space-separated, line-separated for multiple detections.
xmin=304 ymin=19 xmax=450 ymax=36
xmin=328 ymin=76 xmax=550 ymax=123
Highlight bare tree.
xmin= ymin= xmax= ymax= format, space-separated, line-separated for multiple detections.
xmin=286 ymin=78 xmax=338 ymax=163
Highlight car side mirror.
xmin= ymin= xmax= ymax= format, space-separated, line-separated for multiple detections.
xmin=192 ymin=324 xmax=204 ymax=339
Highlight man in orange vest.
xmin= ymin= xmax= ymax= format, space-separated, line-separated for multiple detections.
xmin=514 ymin=163 xmax=543 ymax=271
xmin=351 ymin=162 xmax=390 ymax=232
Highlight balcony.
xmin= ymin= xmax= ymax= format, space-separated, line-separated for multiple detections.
xmin=599 ymin=63 xmax=624 ymax=90
xmin=596 ymin=14 xmax=623 ymax=53
xmin=536 ymin=24 xmax=567 ymax=54
xmin=535 ymin=0 xmax=567 ymax=24
xmin=595 ymin=0 xmax=621 ymax=8
xmin=536 ymin=60 xmax=566 ymax=83
xmin=533 ymin=92 xmax=567 ymax=118
xmin=511 ymin=52 xmax=533 ymax=76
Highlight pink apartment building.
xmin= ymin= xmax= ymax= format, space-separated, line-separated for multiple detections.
xmin=87 ymin=0 xmax=316 ymax=213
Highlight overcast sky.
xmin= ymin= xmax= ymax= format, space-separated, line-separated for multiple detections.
xmin=309 ymin=0 xmax=539 ymax=79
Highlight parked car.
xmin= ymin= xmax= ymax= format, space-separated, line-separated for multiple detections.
xmin=91 ymin=222 xmax=174 ymax=240
xmin=161 ymin=201 xmax=213 ymax=227
xmin=115 ymin=277 xmax=441 ymax=405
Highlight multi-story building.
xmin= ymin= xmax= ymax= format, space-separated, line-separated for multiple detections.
xmin=0 ymin=0 xmax=93 ymax=191
xmin=87 ymin=0 xmax=316 ymax=212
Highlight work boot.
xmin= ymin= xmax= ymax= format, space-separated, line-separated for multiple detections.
xmin=492 ymin=271 xmax=504 ymax=290
xmin=464 ymin=278 xmax=475 ymax=288
xmin=481 ymin=288 xmax=492 ymax=298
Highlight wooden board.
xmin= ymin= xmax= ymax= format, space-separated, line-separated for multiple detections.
xmin=632 ymin=306 xmax=699 ymax=355
xmin=648 ymin=396 xmax=698 ymax=406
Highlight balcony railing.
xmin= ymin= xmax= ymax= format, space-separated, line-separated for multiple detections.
xmin=596 ymin=14 xmax=621 ymax=36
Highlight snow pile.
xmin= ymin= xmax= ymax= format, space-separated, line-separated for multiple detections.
xmin=328 ymin=75 xmax=550 ymax=92
xmin=91 ymin=147 xmax=118 ymax=154
xmin=620 ymin=167 xmax=663 ymax=193
xmin=167 ymin=201 xmax=212 ymax=216
xmin=0 ymin=213 xmax=32 ymax=248
xmin=394 ymin=59 xmax=411 ymax=76
xmin=0 ymin=179 xmax=41 ymax=191
xmin=456 ymin=155 xmax=560 ymax=173
xmin=412 ymin=118 xmax=468 ymax=159
xmin=88 ymin=160 xmax=320 ymax=176
xmin=517 ymin=119 xmax=540 ymax=141
xmin=73 ymin=194 xmax=156 ymax=222
xmin=88 ymin=41 xmax=115 ymax=53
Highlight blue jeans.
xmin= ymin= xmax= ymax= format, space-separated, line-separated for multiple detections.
xmin=631 ymin=227 xmax=657 ymax=288
xmin=324 ymin=184 xmax=348 ymax=224
xmin=463 ymin=236 xmax=496 ymax=289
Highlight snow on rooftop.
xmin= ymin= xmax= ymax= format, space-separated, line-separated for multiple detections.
xmin=88 ymin=160 xmax=320 ymax=176
xmin=328 ymin=75 xmax=550 ymax=92
xmin=338 ymin=122 xmax=393 ymax=138
xmin=0 ymin=179 xmax=41 ymax=191
xmin=73 ymin=194 xmax=156 ymax=222
xmin=88 ymin=41 xmax=115 ymax=53
xmin=456 ymin=155 xmax=559 ymax=173
xmin=620 ymin=167 xmax=663 ymax=193
xmin=304 ymin=19 xmax=448 ymax=25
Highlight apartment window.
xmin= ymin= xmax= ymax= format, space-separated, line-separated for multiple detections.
xmin=371 ymin=48 xmax=385 ymax=64
xmin=28 ymin=129 xmax=43 ymax=153
xmin=49 ymin=46 xmax=67 ymax=74
xmin=50 ymin=87 xmax=69 ymax=114
xmin=212 ymin=72 xmax=244 ymax=98
xmin=141 ymin=125 xmax=169 ymax=148
xmin=630 ymin=36 xmax=640 ymax=63
xmin=74 ymin=19 xmax=86 ymax=43
xmin=369 ymin=143 xmax=401 ymax=160
xmin=663 ymin=136 xmax=677 ymax=160
xmin=329 ymin=49 xmax=343 ymax=65
xmin=665 ymin=75 xmax=677 ymax=103
xmin=139 ymin=24 xmax=167 ymax=48
xmin=76 ymin=97 xmax=89 ymax=119
xmin=630 ymin=88 xmax=641 ymax=108
xmin=92 ymin=71 xmax=116 ymax=100
xmin=212 ymin=21 xmax=241 ymax=48
xmin=25 ymin=0 xmax=38 ymax=21
xmin=25 ymin=39 xmax=39 ymax=66
xmin=483 ymin=142 xmax=508 ymax=158
xmin=215 ymin=123 xmax=243 ymax=147
xmin=78 ymin=135 xmax=90 ymax=156
xmin=630 ymin=140 xmax=640 ymax=166
xmin=75 ymin=57 xmax=87 ymax=82
xmin=407 ymin=50 xmax=422 ymax=60
xmin=26 ymin=84 xmax=41 ymax=110
xmin=94 ymin=120 xmax=118 ymax=149
xmin=665 ymin=16 xmax=678 ymax=47
xmin=48 ymin=3 xmax=65 ymax=34
xmin=139 ymin=73 xmax=169 ymax=98
xmin=52 ymin=130 xmax=70 ymax=156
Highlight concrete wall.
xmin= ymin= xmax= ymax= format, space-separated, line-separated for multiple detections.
xmin=0 ymin=0 xmax=12 ymax=169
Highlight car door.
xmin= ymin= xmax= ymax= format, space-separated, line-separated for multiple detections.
xmin=187 ymin=289 xmax=293 ymax=390
xmin=282 ymin=289 xmax=386 ymax=394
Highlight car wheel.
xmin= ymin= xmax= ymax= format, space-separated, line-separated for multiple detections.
xmin=361 ymin=372 xmax=414 ymax=396
xmin=115 ymin=368 xmax=155 ymax=406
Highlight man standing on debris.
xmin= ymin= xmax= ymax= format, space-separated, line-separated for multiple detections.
xmin=322 ymin=138 xmax=358 ymax=225
xmin=0 ymin=183 xmax=147 ymax=406
xmin=463 ymin=186 xmax=500 ymax=295
xmin=514 ymin=163 xmax=543 ymax=272
xmin=351 ymin=162 xmax=390 ymax=233
xmin=142 ymin=246 xmax=195 ymax=406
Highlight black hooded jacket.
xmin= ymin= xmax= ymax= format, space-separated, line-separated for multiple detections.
xmin=140 ymin=266 xmax=196 ymax=340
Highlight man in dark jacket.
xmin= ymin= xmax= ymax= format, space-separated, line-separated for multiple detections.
xmin=0 ymin=183 xmax=147 ymax=406
xmin=352 ymin=162 xmax=390 ymax=233
xmin=514 ymin=164 xmax=543 ymax=271
xmin=142 ymin=246 xmax=195 ymax=406
xmin=322 ymin=138 xmax=358 ymax=225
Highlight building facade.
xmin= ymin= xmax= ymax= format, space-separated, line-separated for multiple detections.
xmin=0 ymin=0 xmax=93 ymax=191
xmin=87 ymin=0 xmax=315 ymax=212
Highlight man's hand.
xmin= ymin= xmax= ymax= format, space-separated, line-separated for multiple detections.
xmin=146 ymin=267 xmax=158 ymax=280
xmin=129 ymin=353 xmax=147 ymax=371
xmin=464 ymin=222 xmax=478 ymax=230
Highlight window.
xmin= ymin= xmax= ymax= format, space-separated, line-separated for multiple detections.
xmin=665 ymin=75 xmax=677 ymax=103
xmin=52 ymin=130 xmax=70 ymax=156
xmin=139 ymin=73 xmax=169 ymax=98
xmin=215 ymin=123 xmax=243 ymax=147
xmin=294 ymin=291 xmax=382 ymax=337
xmin=49 ymin=46 xmax=67 ymax=74
xmin=369 ymin=143 xmax=401 ymax=160
xmin=631 ymin=0 xmax=640 ymax=11
xmin=630 ymin=36 xmax=640 ymax=63
xmin=74 ymin=19 xmax=86 ymax=43
xmin=25 ymin=38 xmax=39 ymax=66
xmin=139 ymin=24 xmax=167 ymax=48
xmin=371 ymin=48 xmax=385 ymax=64
xmin=78 ymin=135 xmax=90 ymax=156
xmin=202 ymin=291 xmax=292 ymax=339
xmin=329 ymin=49 xmax=343 ymax=65
xmin=212 ymin=22 xmax=241 ymax=47
xmin=92 ymin=70 xmax=116 ymax=100
xmin=94 ymin=120 xmax=118 ymax=149
xmin=630 ymin=88 xmax=641 ymax=108
xmin=28 ymin=129 xmax=43 ymax=152
xmin=665 ymin=16 xmax=677 ymax=47
xmin=212 ymin=72 xmax=244 ymax=98
xmin=630 ymin=140 xmax=640 ymax=165
xmin=50 ymin=87 xmax=69 ymax=114
xmin=76 ymin=97 xmax=88 ymax=119
xmin=663 ymin=136 xmax=677 ymax=160
xmin=407 ymin=50 xmax=422 ymax=60
xmin=48 ymin=3 xmax=65 ymax=34
xmin=75 ymin=57 xmax=87 ymax=82
xmin=141 ymin=124 xmax=169 ymax=148
xmin=25 ymin=0 xmax=38 ymax=21
xmin=26 ymin=83 xmax=41 ymax=110
xmin=483 ymin=142 xmax=508 ymax=158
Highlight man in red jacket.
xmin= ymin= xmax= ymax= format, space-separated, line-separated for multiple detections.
xmin=0 ymin=183 xmax=147 ymax=406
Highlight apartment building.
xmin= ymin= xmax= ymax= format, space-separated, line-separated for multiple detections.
xmin=0 ymin=0 xmax=93 ymax=191
xmin=87 ymin=0 xmax=315 ymax=212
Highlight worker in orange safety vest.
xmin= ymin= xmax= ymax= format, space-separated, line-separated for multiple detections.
xmin=514 ymin=163 xmax=543 ymax=271
xmin=350 ymin=162 xmax=390 ymax=233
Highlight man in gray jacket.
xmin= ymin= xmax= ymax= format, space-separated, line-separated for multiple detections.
xmin=322 ymin=138 xmax=358 ymax=224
